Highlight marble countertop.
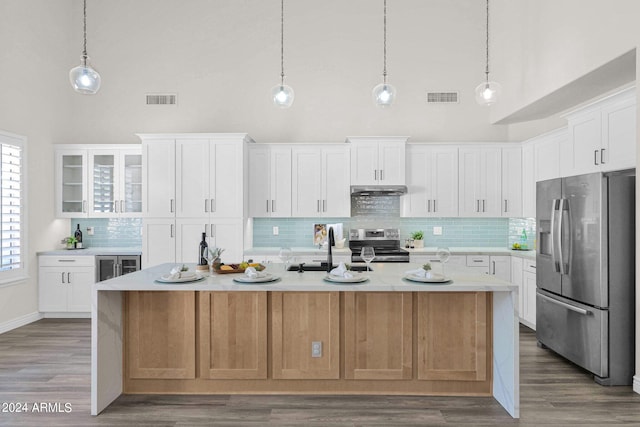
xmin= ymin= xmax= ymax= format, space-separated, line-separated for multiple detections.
xmin=245 ymin=246 xmax=536 ymax=260
xmin=38 ymin=247 xmax=142 ymax=256
xmin=95 ymin=262 xmax=517 ymax=293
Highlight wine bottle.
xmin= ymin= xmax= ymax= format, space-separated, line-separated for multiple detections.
xmin=198 ymin=232 xmax=208 ymax=265
xmin=74 ymin=224 xmax=83 ymax=248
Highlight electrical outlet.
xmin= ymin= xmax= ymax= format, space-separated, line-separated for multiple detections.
xmin=273 ymin=226 xmax=279 ymax=236
xmin=311 ymin=341 xmax=322 ymax=358
xmin=87 ymin=227 xmax=94 ymax=236
xmin=433 ymin=226 xmax=442 ymax=235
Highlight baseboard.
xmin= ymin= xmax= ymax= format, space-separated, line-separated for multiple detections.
xmin=0 ymin=311 xmax=43 ymax=334
xmin=43 ymin=312 xmax=91 ymax=319
xmin=634 ymin=375 xmax=640 ymax=394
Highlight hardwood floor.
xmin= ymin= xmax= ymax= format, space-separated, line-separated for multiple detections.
xmin=0 ymin=319 xmax=638 ymax=426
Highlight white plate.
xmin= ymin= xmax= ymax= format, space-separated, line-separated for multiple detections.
xmin=323 ymin=275 xmax=369 ymax=284
xmin=404 ymin=273 xmax=451 ymax=284
xmin=155 ymin=274 xmax=204 ymax=284
xmin=233 ymin=274 xmax=280 ymax=284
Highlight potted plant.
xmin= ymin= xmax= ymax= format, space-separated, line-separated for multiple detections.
xmin=65 ymin=236 xmax=77 ymax=249
xmin=410 ymin=230 xmax=424 ymax=248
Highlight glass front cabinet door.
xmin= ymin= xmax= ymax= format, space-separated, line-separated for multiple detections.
xmin=56 ymin=150 xmax=88 ymax=218
xmin=88 ymin=148 xmax=142 ymax=218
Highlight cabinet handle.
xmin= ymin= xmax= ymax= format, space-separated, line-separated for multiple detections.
xmin=170 ymin=224 xmax=174 ymax=238
xmin=113 ymin=201 xmax=118 ymax=213
xmin=211 ymin=199 xmax=216 ymax=213
xmin=67 ymin=272 xmax=71 ymax=283
xmin=82 ymin=200 xmax=86 ymax=213
xmin=504 ymin=199 xmax=508 ymax=213
xmin=492 ymin=261 xmax=496 ymax=274
xmin=476 ymin=199 xmax=480 ymax=212
xmin=529 ymin=264 xmax=536 ymax=269
xmin=433 ymin=199 xmax=437 ymax=212
xmin=61 ymin=272 xmax=65 ymax=283
xmin=205 ymin=224 xmax=209 ymax=237
xmin=112 ymin=263 xmax=117 ymax=278
xmin=210 ymin=224 xmax=215 ymax=238
xmin=600 ymin=148 xmax=605 ymax=164
xmin=120 ymin=200 xmax=124 ymax=213
xmin=483 ymin=199 xmax=486 ymax=212
xmin=317 ymin=200 xmax=320 ymax=212
xmin=170 ymin=199 xmax=175 ymax=213
xmin=323 ymin=199 xmax=326 ymax=212
xmin=57 ymin=259 xmax=76 ymax=262
xmin=266 ymin=200 xmax=270 ymax=213
xmin=380 ymin=169 xmax=383 ymax=181
xmin=594 ymin=150 xmax=599 ymax=165
xmin=272 ymin=200 xmax=276 ymax=213
xmin=205 ymin=199 xmax=209 ymax=213
xmin=374 ymin=170 xmax=378 ymax=181
xmin=473 ymin=259 xmax=484 ymax=263
xmin=427 ymin=199 xmax=431 ymax=212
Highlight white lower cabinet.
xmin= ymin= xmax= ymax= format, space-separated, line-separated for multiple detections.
xmin=489 ymin=256 xmax=511 ymax=281
xmin=142 ymin=218 xmax=176 ymax=268
xmin=39 ymin=256 xmax=95 ymax=314
xmin=511 ymin=256 xmax=536 ymax=329
xmin=522 ymin=261 xmax=537 ymax=329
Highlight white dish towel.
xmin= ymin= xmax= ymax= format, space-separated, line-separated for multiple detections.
xmin=330 ymin=262 xmax=353 ymax=278
xmin=404 ymin=268 xmax=432 ymax=278
xmin=244 ymin=267 xmax=266 ymax=278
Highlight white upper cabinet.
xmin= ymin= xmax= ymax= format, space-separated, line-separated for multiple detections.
xmin=88 ymin=148 xmax=142 ymax=218
xmin=564 ymin=88 xmax=636 ymax=176
xmin=402 ymin=145 xmax=458 ymax=217
xmin=142 ymin=138 xmax=176 ymax=218
xmin=291 ymin=145 xmax=350 ymax=217
xmin=500 ymin=146 xmax=522 ymax=217
xmin=56 ymin=145 xmax=142 ymax=218
xmin=56 ymin=149 xmax=88 ymax=218
xmin=176 ymin=139 xmax=243 ymax=219
xmin=348 ymin=137 xmax=407 ymax=185
xmin=248 ymin=146 xmax=292 ymax=217
xmin=521 ymin=143 xmax=535 ymax=218
xmin=458 ymin=146 xmax=502 ymax=217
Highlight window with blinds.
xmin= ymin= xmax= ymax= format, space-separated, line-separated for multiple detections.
xmin=0 ymin=131 xmax=25 ymax=285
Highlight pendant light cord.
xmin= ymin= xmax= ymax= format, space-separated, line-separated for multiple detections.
xmin=382 ymin=0 xmax=387 ymax=83
xmin=280 ymin=0 xmax=285 ymax=85
xmin=82 ymin=0 xmax=88 ymax=65
xmin=484 ymin=0 xmax=490 ymax=82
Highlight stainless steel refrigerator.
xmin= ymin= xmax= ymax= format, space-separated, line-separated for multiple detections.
xmin=536 ymin=171 xmax=635 ymax=385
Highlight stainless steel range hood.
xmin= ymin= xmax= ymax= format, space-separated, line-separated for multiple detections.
xmin=350 ymin=185 xmax=408 ymax=196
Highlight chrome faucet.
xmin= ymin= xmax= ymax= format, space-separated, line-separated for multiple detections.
xmin=326 ymin=226 xmax=335 ymax=273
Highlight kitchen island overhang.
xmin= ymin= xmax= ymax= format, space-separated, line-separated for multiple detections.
xmin=92 ymin=263 xmax=519 ymax=418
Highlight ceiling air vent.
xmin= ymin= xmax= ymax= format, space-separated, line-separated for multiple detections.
xmin=426 ymin=91 xmax=459 ymax=104
xmin=145 ymin=93 xmax=177 ymax=106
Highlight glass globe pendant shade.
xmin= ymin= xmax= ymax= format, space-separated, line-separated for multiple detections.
xmin=372 ymin=82 xmax=396 ymax=107
xmin=69 ymin=56 xmax=101 ymax=95
xmin=475 ymin=81 xmax=501 ymax=106
xmin=272 ymin=84 xmax=294 ymax=108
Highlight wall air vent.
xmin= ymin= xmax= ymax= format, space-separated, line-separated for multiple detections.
xmin=145 ymin=93 xmax=177 ymax=105
xmin=426 ymin=91 xmax=459 ymax=104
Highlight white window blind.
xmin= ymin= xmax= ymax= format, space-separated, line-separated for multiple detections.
xmin=0 ymin=131 xmax=25 ymax=285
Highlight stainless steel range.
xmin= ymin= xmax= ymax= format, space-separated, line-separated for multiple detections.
xmin=349 ymin=228 xmax=410 ymax=263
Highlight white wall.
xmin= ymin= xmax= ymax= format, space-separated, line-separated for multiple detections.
xmin=0 ymin=1 xmax=73 ymax=326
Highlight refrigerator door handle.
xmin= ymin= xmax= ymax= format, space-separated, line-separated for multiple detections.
xmin=550 ymin=198 xmax=560 ymax=272
xmin=558 ymin=198 xmax=571 ymax=275
xmin=539 ymin=293 xmax=590 ymax=316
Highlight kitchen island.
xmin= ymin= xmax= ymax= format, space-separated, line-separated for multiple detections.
xmin=92 ymin=263 xmax=519 ymax=418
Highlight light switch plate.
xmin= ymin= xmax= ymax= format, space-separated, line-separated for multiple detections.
xmin=87 ymin=227 xmax=94 ymax=236
xmin=433 ymin=226 xmax=442 ymax=235
xmin=273 ymin=226 xmax=279 ymax=236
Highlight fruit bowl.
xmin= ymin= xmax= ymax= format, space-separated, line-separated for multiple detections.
xmin=213 ymin=263 xmax=265 ymax=274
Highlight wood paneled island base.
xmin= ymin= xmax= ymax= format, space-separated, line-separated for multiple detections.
xmin=92 ymin=263 xmax=519 ymax=417
xmin=123 ymin=291 xmax=492 ymax=396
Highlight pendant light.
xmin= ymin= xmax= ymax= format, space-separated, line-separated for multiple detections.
xmin=475 ymin=0 xmax=501 ymax=106
xmin=272 ymin=0 xmax=294 ymax=108
xmin=372 ymin=0 xmax=396 ymax=107
xmin=69 ymin=0 xmax=101 ymax=95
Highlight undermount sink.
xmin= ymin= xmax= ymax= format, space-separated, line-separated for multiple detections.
xmin=287 ymin=263 xmax=372 ymax=272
